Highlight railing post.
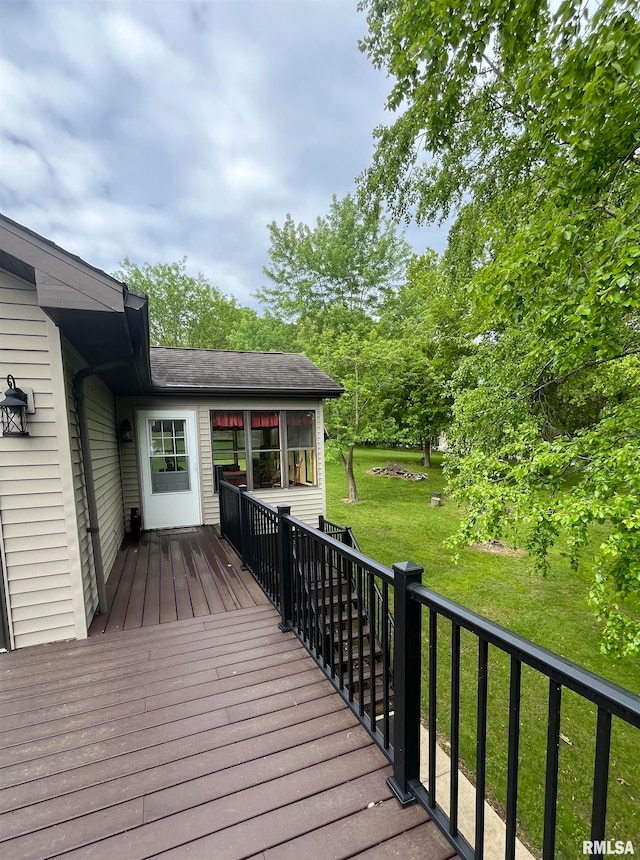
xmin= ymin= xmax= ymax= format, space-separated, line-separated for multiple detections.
xmin=278 ymin=506 xmax=293 ymax=632
xmin=239 ymin=485 xmax=250 ymax=570
xmin=216 ymin=466 xmax=226 ymax=539
xmin=388 ymin=560 xmax=423 ymax=807
xmin=318 ymin=514 xmax=325 ymax=532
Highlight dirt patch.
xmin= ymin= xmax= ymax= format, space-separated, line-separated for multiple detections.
xmin=366 ymin=463 xmax=428 ymax=481
xmin=469 ymin=539 xmax=525 ymax=557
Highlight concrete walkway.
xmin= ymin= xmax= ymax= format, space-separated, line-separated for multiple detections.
xmin=419 ymin=726 xmax=536 ymax=860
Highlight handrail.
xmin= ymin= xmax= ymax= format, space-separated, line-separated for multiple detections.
xmin=319 ymin=516 xmax=395 ymax=685
xmin=292 ymin=515 xmax=394 ymax=583
xmin=218 ymin=484 xmax=640 ymax=860
xmin=408 ymin=581 xmax=640 ymax=725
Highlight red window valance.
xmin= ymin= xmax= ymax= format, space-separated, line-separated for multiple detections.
xmin=212 ymin=412 xmax=244 ymax=429
xmin=251 ymin=412 xmax=279 ymax=429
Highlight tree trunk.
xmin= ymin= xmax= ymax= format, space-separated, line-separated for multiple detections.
xmin=340 ymin=446 xmax=359 ymax=502
xmin=422 ymin=438 xmax=432 ymax=469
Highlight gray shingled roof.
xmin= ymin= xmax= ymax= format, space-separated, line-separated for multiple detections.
xmin=150 ymin=347 xmax=343 ymax=398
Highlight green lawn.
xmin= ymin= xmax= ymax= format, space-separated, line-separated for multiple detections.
xmin=325 ymin=446 xmax=640 ymax=860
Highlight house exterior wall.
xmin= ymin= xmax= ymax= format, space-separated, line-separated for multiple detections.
xmin=116 ymin=395 xmax=327 ymax=531
xmin=0 ymin=268 xmax=86 ymax=648
xmin=61 ymin=339 xmax=126 ymax=624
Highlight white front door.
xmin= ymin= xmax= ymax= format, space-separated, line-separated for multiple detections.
xmin=137 ymin=410 xmax=202 ymax=530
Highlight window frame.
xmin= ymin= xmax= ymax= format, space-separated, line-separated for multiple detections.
xmin=211 ymin=408 xmax=318 ymax=492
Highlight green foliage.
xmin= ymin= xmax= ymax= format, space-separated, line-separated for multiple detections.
xmin=225 ymin=308 xmax=299 ymax=354
xmin=259 ymin=193 xmax=412 ymax=500
xmin=358 ymin=0 xmax=640 ymax=653
xmin=325 ymin=447 xmax=640 ymax=857
xmin=258 ymin=193 xmax=411 ymax=328
xmin=377 ymin=252 xmax=474 ymax=459
xmin=114 ymin=257 xmax=244 ymax=350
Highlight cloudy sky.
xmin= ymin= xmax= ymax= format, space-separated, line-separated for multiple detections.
xmin=1 ymin=0 xmax=446 ymax=308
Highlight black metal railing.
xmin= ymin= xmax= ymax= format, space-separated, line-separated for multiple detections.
xmin=244 ymin=493 xmax=280 ymax=605
xmin=217 ymin=484 xmax=640 ymax=860
xmin=396 ymin=582 xmax=640 ymax=860
xmin=319 ymin=516 xmax=395 ymax=685
xmin=217 ymin=467 xmax=242 ymax=555
xmin=286 ymin=515 xmax=395 ymax=751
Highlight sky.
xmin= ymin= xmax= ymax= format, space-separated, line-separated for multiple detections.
xmin=0 ymin=0 xmax=447 ymax=309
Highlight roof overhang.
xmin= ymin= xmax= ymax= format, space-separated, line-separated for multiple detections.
xmin=149 ymin=384 xmax=343 ymax=398
xmin=0 ymin=214 xmax=151 ymax=394
xmin=45 ymin=292 xmax=152 ymax=395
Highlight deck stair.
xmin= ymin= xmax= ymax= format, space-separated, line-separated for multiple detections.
xmin=297 ymin=522 xmax=394 ymax=723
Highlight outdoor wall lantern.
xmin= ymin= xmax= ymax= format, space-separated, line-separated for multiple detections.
xmin=0 ymin=375 xmax=32 ymax=437
xmin=120 ymin=419 xmax=134 ymax=443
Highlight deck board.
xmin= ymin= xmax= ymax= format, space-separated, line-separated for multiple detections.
xmin=0 ymin=532 xmax=458 ymax=860
xmin=90 ymin=526 xmax=268 ymax=636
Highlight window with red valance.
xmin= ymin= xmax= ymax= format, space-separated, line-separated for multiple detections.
xmin=250 ymin=412 xmax=279 ymax=429
xmin=211 ymin=412 xmax=244 ymax=429
xmin=210 ymin=409 xmax=317 ymax=491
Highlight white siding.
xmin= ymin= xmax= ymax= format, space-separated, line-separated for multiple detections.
xmin=116 ymin=395 xmax=328 ymax=530
xmin=62 ymin=340 xmax=125 ymax=624
xmin=117 ymin=401 xmax=141 ymax=525
xmin=0 ymin=269 xmax=85 ymax=648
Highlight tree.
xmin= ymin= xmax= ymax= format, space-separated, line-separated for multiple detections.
xmin=225 ymin=308 xmax=300 ymax=354
xmin=114 ymin=258 xmax=243 ymax=349
xmin=258 ymin=193 xmax=411 ymax=501
xmin=358 ymin=0 xmax=640 ymax=653
xmin=378 ymin=252 xmax=474 ymax=466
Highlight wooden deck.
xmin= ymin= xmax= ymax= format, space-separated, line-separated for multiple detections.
xmin=89 ymin=526 xmax=269 ymax=635
xmin=0 ymin=527 xmax=458 ymax=859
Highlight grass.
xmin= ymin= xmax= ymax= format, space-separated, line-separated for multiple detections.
xmin=325 ymin=446 xmax=640 ymax=860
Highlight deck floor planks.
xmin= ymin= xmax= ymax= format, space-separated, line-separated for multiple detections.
xmin=0 ymin=683 xmax=340 ymax=816
xmin=0 ymin=641 xmax=299 ymax=773
xmin=1 ymin=537 xmax=457 ymax=860
xmin=177 ymin=531 xmax=212 ymax=616
xmin=89 ymin=527 xmax=268 ymax=636
xmin=158 ymin=532 xmax=177 ymax=623
xmin=0 ymin=664 xmax=324 ymax=754
xmin=141 ymin=531 xmax=161 ymax=626
xmin=1 ymin=709 xmax=358 ymax=841
xmin=204 ymin=526 xmax=266 ymax=607
xmin=169 ymin=534 xmax=194 ymax=619
xmin=351 ymin=821 xmax=457 ymax=859
xmin=123 ymin=531 xmax=152 ymax=629
xmin=184 ymin=529 xmax=227 ymax=612
xmin=260 ymin=798 xmax=436 ymax=860
xmin=103 ymin=545 xmax=138 ymax=633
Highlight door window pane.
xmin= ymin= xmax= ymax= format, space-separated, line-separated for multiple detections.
xmin=148 ymin=419 xmax=190 ymax=493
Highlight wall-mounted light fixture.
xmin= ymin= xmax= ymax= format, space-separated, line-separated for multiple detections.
xmin=120 ymin=419 xmax=134 ymax=442
xmin=0 ymin=375 xmax=32 ymax=437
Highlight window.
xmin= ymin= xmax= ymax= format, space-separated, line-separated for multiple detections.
xmin=211 ymin=411 xmax=246 ymax=488
xmin=149 ymin=419 xmax=191 ymax=493
xmin=251 ymin=412 xmax=281 ymax=488
xmin=286 ymin=411 xmax=317 ymax=487
xmin=211 ymin=409 xmax=317 ymax=491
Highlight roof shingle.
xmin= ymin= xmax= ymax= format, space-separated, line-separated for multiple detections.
xmin=150 ymin=347 xmax=343 ymax=398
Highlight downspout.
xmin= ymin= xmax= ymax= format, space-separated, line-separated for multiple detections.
xmin=73 ymin=343 xmax=140 ymax=614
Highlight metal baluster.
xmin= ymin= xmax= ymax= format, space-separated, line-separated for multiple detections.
xmin=475 ymin=639 xmax=489 ymax=860
xmin=542 ymin=681 xmax=562 ymax=859
xmin=428 ymin=608 xmax=437 ymax=808
xmin=505 ymin=657 xmax=522 ymax=860
xmin=450 ymin=622 xmax=461 ymax=837
xmin=591 ymin=707 xmax=612 ymax=845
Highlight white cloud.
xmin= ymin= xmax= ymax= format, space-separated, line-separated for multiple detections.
xmin=0 ymin=0 xmax=448 ymax=312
